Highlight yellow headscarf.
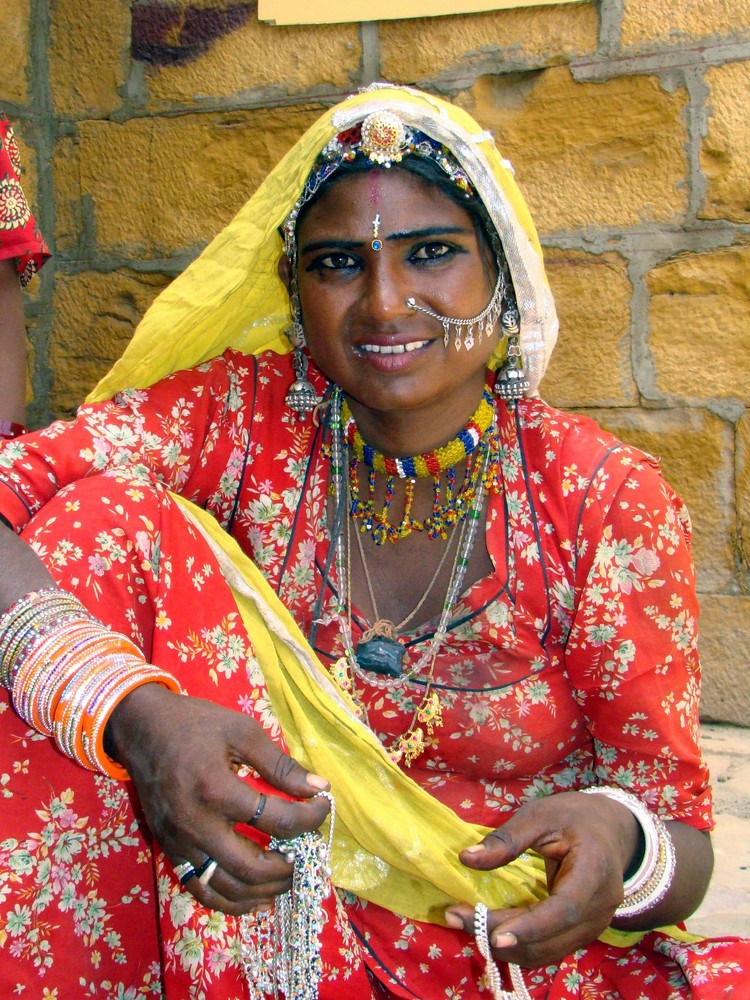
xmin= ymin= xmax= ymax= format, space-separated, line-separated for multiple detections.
xmin=88 ymin=83 xmax=558 ymax=403
xmin=88 ymin=86 xmax=694 ymax=947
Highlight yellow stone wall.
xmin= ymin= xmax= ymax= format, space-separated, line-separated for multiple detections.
xmin=3 ymin=0 xmax=749 ymax=723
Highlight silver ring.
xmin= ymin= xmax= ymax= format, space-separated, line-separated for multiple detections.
xmin=174 ymin=861 xmax=197 ymax=885
xmin=198 ymin=859 xmax=218 ymax=886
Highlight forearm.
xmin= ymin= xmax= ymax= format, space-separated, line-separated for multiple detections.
xmin=0 ymin=522 xmax=55 ymax=618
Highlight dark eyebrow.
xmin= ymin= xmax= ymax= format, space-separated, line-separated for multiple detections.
xmin=300 ymin=226 xmax=471 ymax=255
xmin=300 ymin=238 xmax=364 ymax=254
xmin=386 ymin=225 xmax=472 ymax=241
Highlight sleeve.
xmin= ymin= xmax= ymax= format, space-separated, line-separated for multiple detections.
xmin=563 ymin=449 xmax=712 ymax=831
xmin=0 ymin=354 xmax=249 ymax=531
xmin=0 ymin=114 xmax=50 ymax=285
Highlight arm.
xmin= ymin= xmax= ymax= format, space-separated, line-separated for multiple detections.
xmin=447 ymin=453 xmax=713 ymax=964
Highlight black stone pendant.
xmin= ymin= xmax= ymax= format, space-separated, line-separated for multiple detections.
xmin=355 ymin=635 xmax=405 ymax=677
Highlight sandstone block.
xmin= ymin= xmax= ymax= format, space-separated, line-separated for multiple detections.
xmin=4 ymin=0 xmax=31 ymax=104
xmin=50 ymin=270 xmax=172 ymax=416
xmin=455 ymin=69 xmax=688 ymax=234
xmin=698 ymin=596 xmax=750 ymax=727
xmin=585 ymin=407 xmax=735 ymax=592
xmin=48 ymin=0 xmax=131 ymax=117
xmin=54 ymin=106 xmax=322 ymax=258
xmin=145 ymin=17 xmax=360 ymax=106
xmin=622 ymin=0 xmax=750 ymax=47
xmin=738 ymin=413 xmax=750 ymax=587
xmin=700 ymin=61 xmax=750 ymax=225
xmin=539 ymin=248 xmax=637 ymax=408
xmin=380 ymin=5 xmax=598 ymax=83
xmin=647 ymin=243 xmax=750 ymax=403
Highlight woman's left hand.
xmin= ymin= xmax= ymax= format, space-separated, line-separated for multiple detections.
xmin=444 ymin=790 xmax=640 ymax=968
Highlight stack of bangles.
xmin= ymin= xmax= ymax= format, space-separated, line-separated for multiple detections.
xmin=582 ymin=785 xmax=677 ymax=917
xmin=0 ymin=587 xmax=182 ymax=779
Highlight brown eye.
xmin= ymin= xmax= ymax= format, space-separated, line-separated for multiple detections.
xmin=412 ymin=242 xmax=451 ymax=260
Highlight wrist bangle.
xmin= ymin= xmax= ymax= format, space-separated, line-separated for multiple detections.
xmin=581 ymin=786 xmax=676 ymax=918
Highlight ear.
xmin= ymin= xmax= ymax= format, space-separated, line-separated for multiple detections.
xmin=278 ymin=253 xmax=292 ymax=294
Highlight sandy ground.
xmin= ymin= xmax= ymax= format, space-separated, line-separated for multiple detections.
xmin=688 ymin=723 xmax=750 ymax=937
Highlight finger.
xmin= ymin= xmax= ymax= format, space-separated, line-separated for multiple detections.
xmin=446 ymin=901 xmax=611 ymax=970
xmin=169 ymin=849 xmax=296 ymax=911
xmin=231 ymin=720 xmax=329 ymax=800
xmin=458 ymin=820 xmax=535 ymax=870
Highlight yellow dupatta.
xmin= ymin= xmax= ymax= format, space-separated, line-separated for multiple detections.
xmin=87 ymin=86 xmax=698 ymax=946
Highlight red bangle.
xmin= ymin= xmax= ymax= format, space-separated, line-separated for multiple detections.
xmin=0 ymin=420 xmax=27 ymax=440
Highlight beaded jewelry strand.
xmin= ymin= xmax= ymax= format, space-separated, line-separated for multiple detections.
xmin=327 ymin=386 xmax=495 ymax=766
xmin=343 ymin=388 xmax=498 ymax=545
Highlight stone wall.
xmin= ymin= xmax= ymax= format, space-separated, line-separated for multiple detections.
xmin=4 ymin=0 xmax=749 ymax=722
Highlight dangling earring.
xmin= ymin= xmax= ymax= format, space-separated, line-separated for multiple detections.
xmin=284 ymin=286 xmax=321 ymax=418
xmin=493 ymin=303 xmax=530 ymax=402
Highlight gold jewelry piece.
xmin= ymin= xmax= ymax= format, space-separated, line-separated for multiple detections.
xmin=360 ymin=110 xmax=409 ymax=166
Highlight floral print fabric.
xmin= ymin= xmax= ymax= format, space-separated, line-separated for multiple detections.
xmin=0 ymin=113 xmax=49 ymax=286
xmin=0 ymin=350 xmax=748 ymax=998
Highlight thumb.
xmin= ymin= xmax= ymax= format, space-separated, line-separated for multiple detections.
xmin=234 ymin=715 xmax=329 ymax=800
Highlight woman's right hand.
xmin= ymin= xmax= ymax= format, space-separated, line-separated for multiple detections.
xmin=106 ymin=682 xmax=331 ymax=915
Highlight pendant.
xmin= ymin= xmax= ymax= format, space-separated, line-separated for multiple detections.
xmin=355 ymin=634 xmax=405 ymax=677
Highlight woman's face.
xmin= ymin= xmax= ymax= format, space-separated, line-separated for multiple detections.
xmin=288 ymin=167 xmax=500 ymax=445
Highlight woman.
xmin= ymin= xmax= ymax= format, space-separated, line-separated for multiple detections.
xmin=0 ymin=112 xmax=49 ymax=432
xmin=0 ymin=85 xmax=746 ymax=999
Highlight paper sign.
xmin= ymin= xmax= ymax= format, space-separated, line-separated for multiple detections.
xmin=259 ymin=0 xmax=583 ymax=26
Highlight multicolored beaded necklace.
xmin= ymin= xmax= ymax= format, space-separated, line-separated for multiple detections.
xmin=343 ymin=387 xmax=498 ymax=545
xmin=327 ymin=386 xmax=496 ymax=766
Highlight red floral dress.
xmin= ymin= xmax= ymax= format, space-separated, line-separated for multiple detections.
xmin=0 ymin=113 xmax=49 ymax=285
xmin=0 ymin=350 xmax=747 ymax=999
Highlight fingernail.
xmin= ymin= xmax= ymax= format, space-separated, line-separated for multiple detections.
xmin=462 ymin=844 xmax=486 ymax=855
xmin=491 ymin=931 xmax=518 ymax=949
xmin=306 ymin=773 xmax=330 ymax=790
xmin=444 ymin=911 xmax=464 ymax=929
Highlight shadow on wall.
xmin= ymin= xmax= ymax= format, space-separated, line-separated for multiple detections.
xmin=131 ymin=0 xmax=257 ymax=65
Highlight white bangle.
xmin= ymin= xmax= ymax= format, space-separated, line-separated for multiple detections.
xmin=581 ymin=786 xmax=676 ymax=918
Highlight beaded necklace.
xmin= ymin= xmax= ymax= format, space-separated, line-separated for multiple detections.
xmin=343 ymin=388 xmax=497 ymax=545
xmin=327 ymin=386 xmax=493 ymax=766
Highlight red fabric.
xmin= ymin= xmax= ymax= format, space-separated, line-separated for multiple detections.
xmin=0 ymin=350 xmax=747 ymax=998
xmin=0 ymin=113 xmax=49 ymax=286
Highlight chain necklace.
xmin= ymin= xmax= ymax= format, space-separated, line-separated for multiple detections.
xmin=327 ymin=386 xmax=493 ymax=766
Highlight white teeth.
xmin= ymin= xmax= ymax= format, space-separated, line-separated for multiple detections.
xmin=360 ymin=340 xmax=429 ymax=355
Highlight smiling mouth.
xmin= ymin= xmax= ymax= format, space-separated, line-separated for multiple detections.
xmin=358 ymin=340 xmax=431 ymax=355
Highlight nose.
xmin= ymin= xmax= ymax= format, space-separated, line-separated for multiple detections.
xmin=360 ymin=254 xmax=412 ymax=326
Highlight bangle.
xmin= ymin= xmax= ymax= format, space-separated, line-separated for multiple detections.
xmin=0 ymin=420 xmax=27 ymax=440
xmin=1 ymin=587 xmax=182 ymax=778
xmin=581 ymin=786 xmax=676 ymax=918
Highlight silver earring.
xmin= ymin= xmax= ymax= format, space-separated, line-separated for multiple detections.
xmin=493 ymin=306 xmax=530 ymax=402
xmin=284 ymin=291 xmax=321 ymax=418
